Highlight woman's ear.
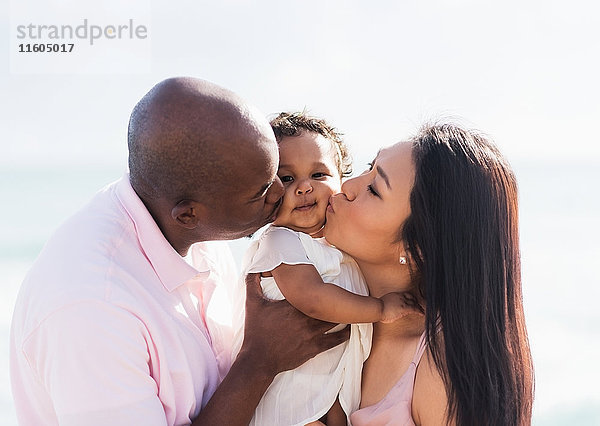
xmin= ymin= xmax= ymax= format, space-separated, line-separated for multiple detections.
xmin=396 ymin=242 xmax=409 ymax=265
xmin=171 ymin=199 xmax=207 ymax=229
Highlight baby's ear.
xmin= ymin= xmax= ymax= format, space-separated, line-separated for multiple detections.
xmin=171 ymin=200 xmax=206 ymax=229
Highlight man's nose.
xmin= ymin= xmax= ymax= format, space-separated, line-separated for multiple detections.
xmin=267 ymin=176 xmax=285 ymax=204
xmin=296 ymin=180 xmax=313 ymax=195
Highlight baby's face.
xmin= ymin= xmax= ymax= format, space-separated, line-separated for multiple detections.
xmin=272 ymin=132 xmax=342 ymax=236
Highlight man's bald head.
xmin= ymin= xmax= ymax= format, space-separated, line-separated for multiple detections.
xmin=127 ymin=77 xmax=275 ymax=201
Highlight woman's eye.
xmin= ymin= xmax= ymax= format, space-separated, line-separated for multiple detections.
xmin=367 ymin=184 xmax=379 ymax=197
xmin=280 ymin=176 xmax=294 ymax=183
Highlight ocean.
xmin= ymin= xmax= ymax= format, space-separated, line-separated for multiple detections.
xmin=1 ymin=160 xmax=599 ymax=425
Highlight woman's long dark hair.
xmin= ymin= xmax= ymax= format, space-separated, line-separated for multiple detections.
xmin=402 ymin=124 xmax=534 ymax=425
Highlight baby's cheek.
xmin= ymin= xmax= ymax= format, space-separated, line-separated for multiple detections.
xmin=272 ymin=203 xmax=292 ymax=227
xmin=272 ymin=214 xmax=286 ymax=227
xmin=281 ymin=186 xmax=296 ymax=203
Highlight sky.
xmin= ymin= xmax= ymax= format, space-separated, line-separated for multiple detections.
xmin=1 ymin=0 xmax=599 ymax=168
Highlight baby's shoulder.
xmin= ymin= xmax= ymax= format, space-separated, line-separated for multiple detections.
xmin=259 ymin=226 xmax=303 ymax=247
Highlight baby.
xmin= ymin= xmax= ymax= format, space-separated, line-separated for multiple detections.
xmin=232 ymin=112 xmax=407 ymax=426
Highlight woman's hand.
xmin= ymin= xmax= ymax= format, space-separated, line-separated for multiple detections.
xmin=238 ymin=273 xmax=351 ymax=377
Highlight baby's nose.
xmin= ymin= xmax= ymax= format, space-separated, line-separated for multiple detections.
xmin=296 ymin=181 xmax=313 ymax=195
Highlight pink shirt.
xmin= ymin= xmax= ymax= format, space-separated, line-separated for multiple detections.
xmin=350 ymin=332 xmax=427 ymax=426
xmin=10 ymin=175 xmax=237 ymax=426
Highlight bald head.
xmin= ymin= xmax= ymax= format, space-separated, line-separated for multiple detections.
xmin=128 ymin=77 xmax=275 ymax=201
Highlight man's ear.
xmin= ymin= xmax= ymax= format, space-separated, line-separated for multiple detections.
xmin=171 ymin=200 xmax=207 ymax=229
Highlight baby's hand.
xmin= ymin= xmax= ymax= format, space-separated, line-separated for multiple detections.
xmin=380 ymin=292 xmax=423 ymax=323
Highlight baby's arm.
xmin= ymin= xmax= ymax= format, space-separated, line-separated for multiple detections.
xmin=270 ymin=263 xmax=408 ymax=324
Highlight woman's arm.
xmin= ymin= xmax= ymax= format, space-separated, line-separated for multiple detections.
xmin=271 ymin=263 xmax=410 ymax=324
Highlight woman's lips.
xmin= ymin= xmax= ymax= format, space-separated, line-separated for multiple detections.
xmin=326 ymin=197 xmax=335 ymax=213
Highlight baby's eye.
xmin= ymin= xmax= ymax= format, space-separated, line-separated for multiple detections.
xmin=280 ymin=175 xmax=294 ymax=183
xmin=312 ymin=172 xmax=328 ymax=179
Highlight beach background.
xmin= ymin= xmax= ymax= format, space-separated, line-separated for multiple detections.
xmin=2 ymin=1 xmax=599 ymax=424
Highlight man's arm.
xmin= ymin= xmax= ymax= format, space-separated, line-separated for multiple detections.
xmin=191 ymin=273 xmax=350 ymax=425
xmin=19 ymin=301 xmax=169 ymax=426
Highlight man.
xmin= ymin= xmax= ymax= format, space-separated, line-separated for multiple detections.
xmin=10 ymin=78 xmax=348 ymax=425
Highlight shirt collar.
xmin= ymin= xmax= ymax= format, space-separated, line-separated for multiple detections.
xmin=115 ymin=174 xmax=210 ymax=292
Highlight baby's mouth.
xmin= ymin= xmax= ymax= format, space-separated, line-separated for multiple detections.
xmin=294 ymin=202 xmax=317 ymax=211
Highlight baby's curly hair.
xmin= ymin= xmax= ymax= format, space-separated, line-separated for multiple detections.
xmin=270 ymin=111 xmax=352 ymax=178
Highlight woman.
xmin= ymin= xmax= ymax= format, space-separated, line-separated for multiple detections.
xmin=324 ymin=124 xmax=534 ymax=425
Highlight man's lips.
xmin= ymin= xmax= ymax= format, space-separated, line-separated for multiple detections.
xmin=268 ymin=199 xmax=282 ymax=221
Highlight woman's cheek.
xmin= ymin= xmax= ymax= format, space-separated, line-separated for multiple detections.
xmin=326 ymin=209 xmax=345 ymax=246
xmin=345 ymin=204 xmax=363 ymax=234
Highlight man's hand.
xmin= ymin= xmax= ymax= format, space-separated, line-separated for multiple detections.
xmin=380 ymin=291 xmax=425 ymax=324
xmin=193 ymin=273 xmax=349 ymax=425
xmin=237 ymin=273 xmax=350 ymax=377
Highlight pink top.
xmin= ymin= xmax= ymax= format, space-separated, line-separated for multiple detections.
xmin=350 ymin=332 xmax=428 ymax=426
xmin=10 ymin=175 xmax=237 ymax=426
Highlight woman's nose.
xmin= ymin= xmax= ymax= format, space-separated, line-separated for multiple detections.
xmin=296 ymin=180 xmax=313 ymax=195
xmin=340 ymin=176 xmax=358 ymax=201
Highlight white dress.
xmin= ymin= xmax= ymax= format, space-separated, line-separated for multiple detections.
xmin=231 ymin=226 xmax=372 ymax=426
